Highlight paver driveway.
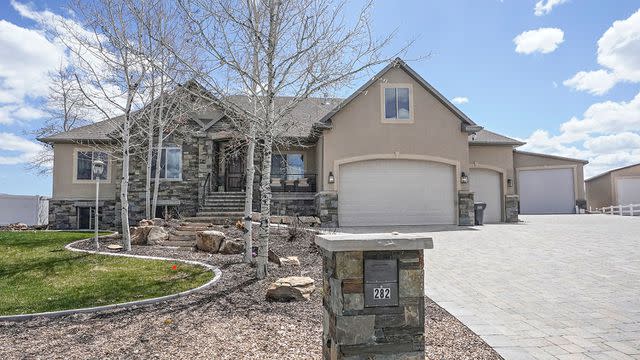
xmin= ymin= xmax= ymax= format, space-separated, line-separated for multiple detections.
xmin=425 ymin=215 xmax=640 ymax=360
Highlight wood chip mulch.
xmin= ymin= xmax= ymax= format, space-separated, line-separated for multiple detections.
xmin=0 ymin=225 xmax=501 ymax=360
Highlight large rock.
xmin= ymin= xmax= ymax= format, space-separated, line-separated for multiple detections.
xmin=280 ymin=256 xmax=300 ymax=267
xmin=266 ymin=276 xmax=315 ymax=302
xmin=218 ymin=238 xmax=244 ymax=254
xmin=131 ymin=226 xmax=152 ymax=245
xmin=138 ymin=219 xmax=154 ymax=227
xmin=147 ymin=226 xmax=169 ymax=245
xmin=196 ymin=230 xmax=226 ymax=253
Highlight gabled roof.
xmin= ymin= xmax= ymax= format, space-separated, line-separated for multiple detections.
xmin=38 ymin=116 xmax=123 ymax=143
xmin=585 ymin=162 xmax=640 ymax=182
xmin=469 ymin=129 xmax=525 ymax=146
xmin=318 ymin=58 xmax=477 ymax=126
xmin=514 ymin=150 xmax=589 ymax=164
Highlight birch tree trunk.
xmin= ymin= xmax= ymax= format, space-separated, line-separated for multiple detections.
xmin=256 ymin=137 xmax=272 ymax=279
xmin=151 ymin=120 xmax=164 ymax=218
xmin=121 ymin=113 xmax=132 ymax=251
xmin=243 ymin=129 xmax=255 ymax=263
xmin=144 ymin=109 xmax=155 ymax=219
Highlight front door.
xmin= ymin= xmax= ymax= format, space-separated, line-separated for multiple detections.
xmin=225 ymin=152 xmax=245 ymax=191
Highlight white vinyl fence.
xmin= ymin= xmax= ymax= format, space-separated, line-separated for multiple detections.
xmin=595 ymin=204 xmax=640 ymax=216
xmin=0 ymin=194 xmax=49 ymax=226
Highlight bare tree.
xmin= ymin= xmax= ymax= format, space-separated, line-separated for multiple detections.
xmin=179 ymin=0 xmax=409 ymax=278
xmin=27 ymin=64 xmax=90 ymax=175
xmin=60 ymin=0 xmax=153 ymax=251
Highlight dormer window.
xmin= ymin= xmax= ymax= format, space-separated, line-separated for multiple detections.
xmin=382 ymin=84 xmax=413 ymax=122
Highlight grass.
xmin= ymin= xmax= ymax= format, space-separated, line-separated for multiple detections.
xmin=0 ymin=231 xmax=213 ymax=316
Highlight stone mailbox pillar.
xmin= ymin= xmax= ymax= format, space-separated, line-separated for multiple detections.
xmin=315 ymin=233 xmax=434 ymax=360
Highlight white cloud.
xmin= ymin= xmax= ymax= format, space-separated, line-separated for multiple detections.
xmin=521 ymin=92 xmax=640 ymax=178
xmin=0 ymin=133 xmax=41 ymax=165
xmin=514 ymin=28 xmax=564 ymax=54
xmin=563 ymin=70 xmax=619 ymax=95
xmin=565 ymin=9 xmax=640 ymax=95
xmin=534 ymin=0 xmax=568 ymax=16
xmin=452 ymin=97 xmax=469 ymax=105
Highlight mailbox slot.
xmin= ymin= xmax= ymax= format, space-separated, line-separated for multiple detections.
xmin=364 ymin=259 xmax=399 ymax=307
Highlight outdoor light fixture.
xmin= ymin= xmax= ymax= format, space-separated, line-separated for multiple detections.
xmin=328 ymin=171 xmax=335 ymax=184
xmin=92 ymin=159 xmax=105 ymax=250
xmin=460 ymin=172 xmax=469 ymax=184
xmin=507 ymin=178 xmax=513 ymax=187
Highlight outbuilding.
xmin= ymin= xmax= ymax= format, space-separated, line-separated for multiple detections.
xmin=586 ymin=163 xmax=640 ymax=209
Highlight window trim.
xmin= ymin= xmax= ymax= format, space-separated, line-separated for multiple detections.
xmin=72 ymin=148 xmax=112 ymax=184
xmin=271 ymin=152 xmax=306 ymax=179
xmin=381 ymin=83 xmax=414 ymax=124
xmin=151 ymin=145 xmax=183 ymax=182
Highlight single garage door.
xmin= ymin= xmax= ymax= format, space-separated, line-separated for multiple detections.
xmin=519 ymin=168 xmax=575 ymax=214
xmin=470 ymin=168 xmax=502 ymax=223
xmin=338 ymin=159 xmax=456 ymax=226
xmin=616 ymin=177 xmax=640 ymax=205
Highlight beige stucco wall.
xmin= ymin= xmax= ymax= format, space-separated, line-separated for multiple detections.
xmin=513 ymin=151 xmax=586 ymax=200
xmin=469 ymin=145 xmax=515 ymax=195
xmin=52 ymin=143 xmax=116 ymax=200
xmin=586 ymin=173 xmax=612 ymax=209
xmin=320 ymin=67 xmax=469 ymax=191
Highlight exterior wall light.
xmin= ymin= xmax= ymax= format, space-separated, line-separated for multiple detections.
xmin=507 ymin=178 xmax=513 ymax=187
xmin=328 ymin=171 xmax=335 ymax=184
xmin=460 ymin=172 xmax=469 ymax=184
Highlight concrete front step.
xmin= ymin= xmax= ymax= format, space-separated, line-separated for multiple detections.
xmin=196 ymin=211 xmax=244 ymax=217
xmin=169 ymin=234 xmax=194 ymax=242
xmin=183 ymin=216 xmax=240 ymax=224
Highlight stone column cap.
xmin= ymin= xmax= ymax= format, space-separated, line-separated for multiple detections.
xmin=315 ymin=233 xmax=434 ymax=252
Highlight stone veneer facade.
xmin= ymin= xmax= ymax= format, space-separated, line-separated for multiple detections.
xmin=316 ymin=191 xmax=339 ymax=228
xmin=322 ymin=249 xmax=425 ymax=359
xmin=458 ymin=190 xmax=475 ymax=226
xmin=49 ymin=199 xmax=117 ymax=230
xmin=505 ymin=195 xmax=519 ymax=223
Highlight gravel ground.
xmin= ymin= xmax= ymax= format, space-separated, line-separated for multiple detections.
xmin=0 ymin=225 xmax=501 ymax=360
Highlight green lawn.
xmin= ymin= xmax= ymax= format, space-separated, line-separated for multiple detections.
xmin=0 ymin=231 xmax=213 ymax=316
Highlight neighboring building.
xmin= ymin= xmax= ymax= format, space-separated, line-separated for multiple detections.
xmin=39 ymin=58 xmax=588 ymax=230
xmin=0 ymin=194 xmax=49 ymax=226
xmin=586 ymin=163 xmax=640 ymax=209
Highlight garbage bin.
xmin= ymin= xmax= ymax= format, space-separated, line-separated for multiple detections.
xmin=474 ymin=202 xmax=487 ymax=225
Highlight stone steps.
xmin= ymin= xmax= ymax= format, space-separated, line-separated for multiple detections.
xmin=200 ymin=206 xmax=245 ymax=212
xmin=168 ymin=233 xmax=194 ymax=242
xmin=183 ymin=216 xmax=239 ymax=225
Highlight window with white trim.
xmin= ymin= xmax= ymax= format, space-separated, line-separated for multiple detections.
xmin=151 ymin=146 xmax=182 ymax=180
xmin=76 ymin=151 xmax=109 ymax=180
xmin=384 ymin=87 xmax=411 ymax=120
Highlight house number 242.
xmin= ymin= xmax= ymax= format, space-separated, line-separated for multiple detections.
xmin=373 ymin=287 xmax=391 ymax=299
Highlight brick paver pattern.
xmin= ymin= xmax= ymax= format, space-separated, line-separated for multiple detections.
xmin=425 ymin=215 xmax=640 ymax=360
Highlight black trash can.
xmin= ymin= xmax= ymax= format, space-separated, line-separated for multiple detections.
xmin=474 ymin=202 xmax=487 ymax=225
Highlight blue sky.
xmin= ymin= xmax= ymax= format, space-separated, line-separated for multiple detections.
xmin=1 ymin=0 xmax=639 ymax=196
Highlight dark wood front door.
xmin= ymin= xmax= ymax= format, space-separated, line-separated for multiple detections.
xmin=225 ymin=152 xmax=245 ymax=191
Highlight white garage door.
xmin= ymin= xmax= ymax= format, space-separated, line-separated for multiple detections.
xmin=616 ymin=177 xmax=640 ymax=205
xmin=470 ymin=168 xmax=502 ymax=223
xmin=338 ymin=159 xmax=456 ymax=226
xmin=519 ymin=168 xmax=575 ymax=214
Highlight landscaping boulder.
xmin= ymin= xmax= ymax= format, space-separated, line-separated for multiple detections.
xmin=196 ymin=230 xmax=226 ymax=253
xmin=266 ymin=276 xmax=315 ymax=301
xmin=7 ymin=222 xmax=29 ymax=231
xmin=147 ymin=226 xmax=169 ymax=245
xmin=218 ymin=238 xmax=244 ymax=254
xmin=280 ymin=256 xmax=300 ymax=267
xmin=138 ymin=219 xmax=154 ymax=227
xmin=298 ymin=216 xmax=321 ymax=227
xmin=131 ymin=226 xmax=152 ymax=245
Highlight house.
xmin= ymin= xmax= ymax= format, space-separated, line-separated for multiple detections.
xmin=586 ymin=163 xmax=640 ymax=209
xmin=0 ymin=194 xmax=49 ymax=226
xmin=39 ymin=58 xmax=588 ymax=230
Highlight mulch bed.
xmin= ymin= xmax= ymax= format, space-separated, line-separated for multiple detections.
xmin=0 ymin=225 xmax=501 ymax=360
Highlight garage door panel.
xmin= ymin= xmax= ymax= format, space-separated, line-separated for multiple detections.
xmin=616 ymin=178 xmax=640 ymax=205
xmin=470 ymin=169 xmax=502 ymax=223
xmin=338 ymin=159 xmax=455 ymax=226
xmin=519 ymin=168 xmax=575 ymax=214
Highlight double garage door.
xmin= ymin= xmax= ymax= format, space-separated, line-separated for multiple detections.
xmin=338 ymin=159 xmax=456 ymax=226
xmin=518 ymin=168 xmax=575 ymax=214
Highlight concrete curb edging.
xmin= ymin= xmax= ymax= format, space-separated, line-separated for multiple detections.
xmin=0 ymin=235 xmax=222 ymax=322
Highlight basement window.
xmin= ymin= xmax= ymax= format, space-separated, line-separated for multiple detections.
xmin=77 ymin=206 xmax=100 ymax=230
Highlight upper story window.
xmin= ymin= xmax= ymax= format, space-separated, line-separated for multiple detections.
xmin=383 ymin=85 xmax=412 ymax=122
xmin=151 ymin=146 xmax=182 ymax=180
xmin=76 ymin=151 xmax=109 ymax=181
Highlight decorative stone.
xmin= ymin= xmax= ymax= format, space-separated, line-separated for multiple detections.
xmin=335 ymin=251 xmax=363 ymax=279
xmin=139 ymin=219 xmax=153 ymax=227
xmin=218 ymin=238 xmax=244 ymax=254
xmin=268 ymin=248 xmax=282 ymax=265
xmin=147 ymin=226 xmax=169 ymax=245
xmin=505 ymin=195 xmax=520 ymax=223
xmin=458 ymin=191 xmax=475 ymax=226
xmin=315 ymin=191 xmax=338 ymax=228
xmin=131 ymin=226 xmax=152 ymax=245
xmin=195 ymin=230 xmax=226 ymax=253
xmin=335 ymin=315 xmax=376 ymax=345
xmin=106 ymin=244 xmax=123 ymax=251
xmin=280 ymin=256 xmax=300 ymax=266
xmin=399 ymin=269 xmax=424 ymax=298
xmin=266 ymin=276 xmax=316 ymax=301
xmin=343 ymin=293 xmax=364 ymax=311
